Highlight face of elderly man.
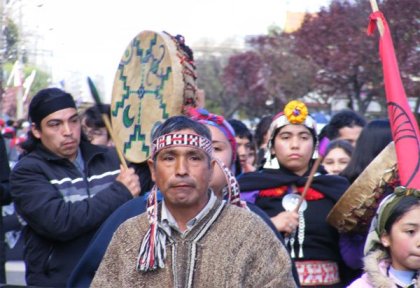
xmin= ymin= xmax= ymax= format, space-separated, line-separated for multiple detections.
xmin=148 ymin=128 xmax=215 ymax=216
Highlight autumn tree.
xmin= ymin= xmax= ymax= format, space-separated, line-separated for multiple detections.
xmin=221 ymin=50 xmax=268 ymax=118
xmin=381 ymin=0 xmax=420 ymax=114
xmin=293 ymin=0 xmax=419 ymax=115
xmin=219 ymin=33 xmax=320 ymax=118
xmin=195 ymin=53 xmax=227 ymax=116
xmin=248 ymin=34 xmax=320 ymax=113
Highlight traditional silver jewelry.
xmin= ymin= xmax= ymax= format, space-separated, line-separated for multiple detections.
xmin=298 ymin=210 xmax=305 ymax=258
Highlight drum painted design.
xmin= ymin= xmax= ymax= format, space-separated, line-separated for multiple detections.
xmin=111 ymin=31 xmax=196 ymax=163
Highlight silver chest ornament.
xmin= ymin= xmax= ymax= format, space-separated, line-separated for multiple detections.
xmin=282 ymin=193 xmax=307 ymax=258
xmin=282 ymin=193 xmax=307 ymax=212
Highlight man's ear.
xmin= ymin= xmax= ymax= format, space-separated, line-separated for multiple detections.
xmin=380 ymin=233 xmax=391 ymax=248
xmin=210 ymin=158 xmax=216 ymax=171
xmin=147 ymin=158 xmax=156 ymax=182
xmin=208 ymin=158 xmax=216 ymax=178
xmin=31 ymin=123 xmax=41 ymax=139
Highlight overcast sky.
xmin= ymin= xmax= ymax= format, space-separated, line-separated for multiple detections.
xmin=21 ymin=0 xmax=332 ymax=101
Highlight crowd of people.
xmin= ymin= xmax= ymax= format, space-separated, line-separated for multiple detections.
xmin=0 ymin=40 xmax=419 ymax=286
xmin=0 ymin=86 xmax=418 ymax=288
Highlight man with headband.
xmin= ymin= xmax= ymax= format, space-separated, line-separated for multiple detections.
xmin=10 ymin=88 xmax=141 ymax=287
xmin=92 ymin=115 xmax=297 ymax=287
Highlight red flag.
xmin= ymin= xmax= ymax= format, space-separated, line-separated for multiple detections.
xmin=368 ymin=11 xmax=420 ymax=188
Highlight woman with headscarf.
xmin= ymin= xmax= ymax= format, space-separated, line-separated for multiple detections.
xmin=348 ymin=188 xmax=420 ymax=287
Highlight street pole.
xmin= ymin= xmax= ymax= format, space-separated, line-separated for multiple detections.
xmin=0 ymin=0 xmax=6 ymax=284
xmin=15 ymin=0 xmax=23 ymax=119
xmin=0 ymin=0 xmax=4 ymax=116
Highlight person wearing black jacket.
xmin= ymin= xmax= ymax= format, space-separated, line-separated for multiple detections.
xmin=0 ymin=133 xmax=11 ymax=283
xmin=10 ymin=88 xmax=141 ymax=287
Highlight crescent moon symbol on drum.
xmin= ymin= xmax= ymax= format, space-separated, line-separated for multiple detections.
xmin=123 ymin=105 xmax=135 ymax=128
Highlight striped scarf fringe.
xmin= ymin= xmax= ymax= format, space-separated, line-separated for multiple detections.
xmin=215 ymin=158 xmax=247 ymax=209
xmin=137 ymin=185 xmax=168 ymax=272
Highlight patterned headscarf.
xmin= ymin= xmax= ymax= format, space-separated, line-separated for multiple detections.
xmin=264 ymin=100 xmax=317 ymax=169
xmin=187 ymin=107 xmax=237 ymax=165
xmin=364 ymin=186 xmax=420 ymax=255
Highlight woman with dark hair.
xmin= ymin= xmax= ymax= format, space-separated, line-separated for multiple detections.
xmin=322 ymin=139 xmax=354 ymax=175
xmin=340 ymin=120 xmax=392 ymax=184
xmin=254 ymin=115 xmax=273 ymax=168
xmin=338 ymin=119 xmax=393 ymax=284
xmin=238 ymin=100 xmax=349 ymax=287
xmin=81 ymin=104 xmax=112 ymax=147
xmin=348 ymin=189 xmax=420 ymax=287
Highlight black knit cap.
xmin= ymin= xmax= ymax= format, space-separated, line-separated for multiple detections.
xmin=29 ymin=88 xmax=76 ymax=125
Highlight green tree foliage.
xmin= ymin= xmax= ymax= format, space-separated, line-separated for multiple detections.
xmin=2 ymin=62 xmax=50 ymax=118
xmin=23 ymin=65 xmax=49 ymax=97
xmin=3 ymin=62 xmax=49 ymax=95
xmin=4 ymin=18 xmax=19 ymax=62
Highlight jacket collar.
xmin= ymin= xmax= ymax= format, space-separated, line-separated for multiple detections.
xmin=35 ymin=140 xmax=107 ymax=163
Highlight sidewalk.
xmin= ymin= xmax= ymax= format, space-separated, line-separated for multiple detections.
xmin=5 ymin=261 xmax=25 ymax=286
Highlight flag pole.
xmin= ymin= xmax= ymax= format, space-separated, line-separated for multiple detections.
xmin=366 ymin=5 xmax=420 ymax=187
xmin=369 ymin=0 xmax=384 ymax=36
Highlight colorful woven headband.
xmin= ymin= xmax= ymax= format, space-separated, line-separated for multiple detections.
xmin=151 ymin=133 xmax=213 ymax=159
xmin=187 ymin=107 xmax=237 ymax=163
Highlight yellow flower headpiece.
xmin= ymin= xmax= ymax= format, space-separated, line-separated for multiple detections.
xmin=284 ymin=100 xmax=308 ymax=124
xmin=263 ymin=100 xmax=317 ymax=169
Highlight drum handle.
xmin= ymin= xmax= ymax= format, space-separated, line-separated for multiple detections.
xmin=87 ymin=76 xmax=128 ymax=169
xmin=295 ymin=137 xmax=330 ymax=212
xmin=102 ymin=114 xmax=128 ymax=169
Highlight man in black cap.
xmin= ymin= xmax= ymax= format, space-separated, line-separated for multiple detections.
xmin=10 ymin=88 xmax=141 ymax=287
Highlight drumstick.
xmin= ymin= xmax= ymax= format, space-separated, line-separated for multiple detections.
xmin=295 ymin=137 xmax=330 ymax=212
xmin=87 ymin=77 xmax=128 ymax=169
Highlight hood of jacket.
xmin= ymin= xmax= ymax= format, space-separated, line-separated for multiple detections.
xmin=364 ymin=250 xmax=419 ymax=288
